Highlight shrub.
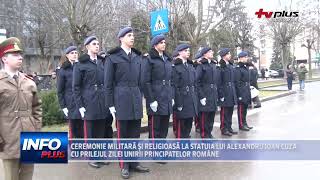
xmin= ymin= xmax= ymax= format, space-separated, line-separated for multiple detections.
xmin=40 ymin=90 xmax=65 ymax=126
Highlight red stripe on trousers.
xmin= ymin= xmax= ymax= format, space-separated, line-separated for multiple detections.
xmin=152 ymin=115 xmax=155 ymax=143
xmin=240 ymin=105 xmax=243 ymax=128
xmin=68 ymin=120 xmax=73 ymax=139
xmin=117 ymin=120 xmax=124 ymax=169
xmin=178 ymin=119 xmax=181 ymax=139
xmin=221 ymin=108 xmax=224 ymax=130
xmin=173 ymin=113 xmax=177 ymax=137
xmin=202 ymin=112 xmax=205 ymax=138
xmin=83 ymin=119 xmax=88 ymax=143
xmin=68 ymin=120 xmax=73 ymax=147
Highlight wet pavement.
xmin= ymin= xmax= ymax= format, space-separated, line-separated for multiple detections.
xmin=1 ymin=81 xmax=320 ymax=180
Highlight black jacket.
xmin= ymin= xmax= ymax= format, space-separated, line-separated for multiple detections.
xmin=57 ymin=60 xmax=81 ymax=119
xmin=143 ymin=48 xmax=174 ymax=116
xmin=196 ymin=58 xmax=220 ymax=112
xmin=249 ymin=65 xmax=259 ymax=89
xmin=73 ymin=54 xmax=110 ymax=120
xmin=219 ymin=59 xmax=237 ymax=107
xmin=172 ymin=58 xmax=198 ymax=119
xmin=235 ymin=62 xmax=251 ymax=105
xmin=104 ymin=47 xmax=144 ymax=120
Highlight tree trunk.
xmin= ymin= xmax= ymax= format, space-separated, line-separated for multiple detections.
xmin=281 ymin=45 xmax=287 ymax=78
xmin=308 ymin=46 xmax=312 ymax=79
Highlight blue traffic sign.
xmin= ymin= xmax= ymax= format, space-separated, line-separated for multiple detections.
xmin=150 ymin=9 xmax=169 ymax=36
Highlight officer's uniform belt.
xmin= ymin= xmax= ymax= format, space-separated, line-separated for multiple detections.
xmin=0 ymin=110 xmax=32 ymax=118
xmin=225 ymin=82 xmax=234 ymax=87
xmin=203 ymin=83 xmax=217 ymax=89
xmin=116 ymin=81 xmax=138 ymax=87
xmin=152 ymin=80 xmax=171 ymax=86
xmin=94 ymin=84 xmax=104 ymax=90
xmin=181 ymin=85 xmax=195 ymax=92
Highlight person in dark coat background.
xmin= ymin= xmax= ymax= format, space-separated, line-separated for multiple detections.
xmin=235 ymin=51 xmax=253 ymax=131
xmin=248 ymin=61 xmax=261 ymax=108
xmin=144 ymin=34 xmax=174 ymax=140
xmin=172 ymin=44 xmax=198 ymax=139
xmin=171 ymin=50 xmax=179 ymax=138
xmin=286 ymin=64 xmax=294 ymax=90
xmin=193 ymin=51 xmax=202 ymax=134
xmin=218 ymin=48 xmax=238 ymax=136
xmin=73 ymin=36 xmax=113 ymax=169
xmin=196 ymin=47 xmax=220 ymax=138
xmin=104 ymin=27 xmax=149 ymax=179
xmin=57 ymin=46 xmax=83 ymax=138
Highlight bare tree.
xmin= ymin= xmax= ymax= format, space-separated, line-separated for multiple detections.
xmin=23 ymin=0 xmax=68 ymax=73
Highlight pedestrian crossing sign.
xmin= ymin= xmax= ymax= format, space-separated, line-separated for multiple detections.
xmin=150 ymin=9 xmax=169 ymax=36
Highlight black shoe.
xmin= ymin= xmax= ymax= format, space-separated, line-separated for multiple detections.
xmin=254 ymin=105 xmax=261 ymax=108
xmin=239 ymin=127 xmax=250 ymax=131
xmin=208 ymin=134 xmax=214 ymax=139
xmin=221 ymin=131 xmax=232 ymax=136
xmin=156 ymin=162 xmax=167 ymax=164
xmin=121 ymin=168 xmax=130 ymax=179
xmin=131 ymin=165 xmax=150 ymax=173
xmin=229 ymin=129 xmax=238 ymax=134
xmin=88 ymin=162 xmax=102 ymax=168
xmin=99 ymin=162 xmax=110 ymax=165
xmin=245 ymin=125 xmax=253 ymax=129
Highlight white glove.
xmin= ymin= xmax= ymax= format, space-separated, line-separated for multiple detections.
xmin=109 ymin=106 xmax=116 ymax=120
xmin=177 ymin=107 xmax=183 ymax=111
xmin=79 ymin=107 xmax=86 ymax=118
xmin=150 ymin=101 xmax=158 ymax=112
xmin=220 ymin=97 xmax=225 ymax=102
xmin=62 ymin=108 xmax=68 ymax=117
xmin=200 ymin=98 xmax=206 ymax=106
xmin=238 ymin=97 xmax=242 ymax=100
xmin=172 ymin=99 xmax=175 ymax=107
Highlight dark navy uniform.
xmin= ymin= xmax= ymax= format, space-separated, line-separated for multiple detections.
xmin=192 ymin=60 xmax=201 ymax=134
xmin=73 ymin=54 xmax=113 ymax=139
xmin=249 ymin=63 xmax=261 ymax=108
xmin=219 ymin=59 xmax=237 ymax=135
xmin=57 ymin=60 xmax=83 ymax=138
xmin=196 ymin=58 xmax=220 ymax=138
xmin=144 ymin=48 xmax=173 ymax=139
xmin=172 ymin=58 xmax=198 ymax=138
xmin=235 ymin=62 xmax=252 ymax=130
xmin=104 ymin=47 xmax=143 ymax=169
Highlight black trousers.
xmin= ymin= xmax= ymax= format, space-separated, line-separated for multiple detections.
xmin=220 ymin=107 xmax=234 ymax=132
xmin=83 ymin=119 xmax=108 ymax=139
xmin=68 ymin=119 xmax=83 ymax=138
xmin=237 ymin=104 xmax=249 ymax=128
xmin=252 ymin=96 xmax=261 ymax=107
xmin=287 ymin=77 xmax=293 ymax=90
xmin=199 ymin=111 xmax=215 ymax=138
xmin=148 ymin=115 xmax=170 ymax=139
xmin=175 ymin=118 xmax=193 ymax=138
xmin=104 ymin=115 xmax=114 ymax=138
xmin=116 ymin=120 xmax=141 ymax=169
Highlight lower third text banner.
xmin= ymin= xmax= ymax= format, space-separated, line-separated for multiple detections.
xmin=68 ymin=139 xmax=320 ymax=162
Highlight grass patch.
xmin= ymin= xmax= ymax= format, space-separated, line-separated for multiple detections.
xmin=258 ymin=80 xmax=285 ymax=88
xmin=258 ymin=77 xmax=320 ymax=88
xmin=42 ymin=123 xmax=68 ymax=132
xmin=259 ymin=90 xmax=286 ymax=98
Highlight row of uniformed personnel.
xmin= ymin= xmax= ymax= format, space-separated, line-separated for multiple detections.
xmin=56 ymin=27 xmax=253 ymax=179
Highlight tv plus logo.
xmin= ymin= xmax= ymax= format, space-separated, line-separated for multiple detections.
xmin=20 ymin=132 xmax=68 ymax=163
xmin=255 ymin=9 xmax=299 ymax=19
